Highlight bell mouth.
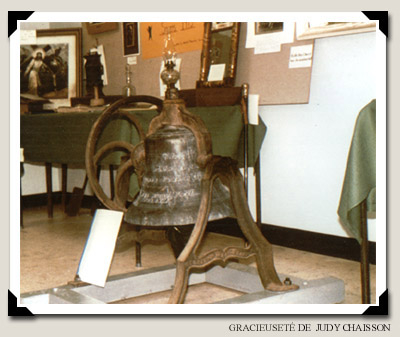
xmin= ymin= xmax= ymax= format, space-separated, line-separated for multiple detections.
xmin=124 ymin=177 xmax=234 ymax=227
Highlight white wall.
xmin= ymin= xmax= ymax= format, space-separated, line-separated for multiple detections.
xmin=257 ymin=31 xmax=377 ymax=240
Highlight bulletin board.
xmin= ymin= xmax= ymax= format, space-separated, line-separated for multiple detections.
xmin=105 ymin=22 xmax=314 ymax=102
xmin=235 ymin=23 xmax=314 ymax=105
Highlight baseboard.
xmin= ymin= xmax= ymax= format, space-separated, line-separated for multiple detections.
xmin=21 ymin=192 xmax=101 ymax=211
xmin=22 ymin=194 xmax=376 ymax=264
xmin=22 ymin=192 xmax=63 ymax=208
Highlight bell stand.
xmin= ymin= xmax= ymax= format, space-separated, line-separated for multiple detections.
xmin=127 ymin=85 xmax=263 ymax=267
xmin=82 ymin=91 xmax=299 ymax=303
xmin=83 ymin=51 xmax=300 ymax=300
xmin=128 ymin=92 xmax=299 ymax=303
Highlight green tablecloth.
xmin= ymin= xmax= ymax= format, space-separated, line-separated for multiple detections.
xmin=337 ymin=99 xmax=376 ymax=243
xmin=20 ymin=105 xmax=266 ymax=168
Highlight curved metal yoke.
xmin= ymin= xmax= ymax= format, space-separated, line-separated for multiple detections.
xmin=85 ymin=95 xmax=163 ymax=212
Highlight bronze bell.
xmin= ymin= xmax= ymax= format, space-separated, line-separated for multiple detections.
xmin=124 ymin=125 xmax=234 ymax=226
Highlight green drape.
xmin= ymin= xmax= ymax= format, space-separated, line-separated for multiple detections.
xmin=337 ymin=100 xmax=376 ymax=243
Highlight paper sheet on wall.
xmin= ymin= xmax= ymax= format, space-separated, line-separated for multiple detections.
xmin=248 ymin=94 xmax=259 ymax=125
xmin=96 ymin=45 xmax=108 ymax=85
xmin=140 ymin=22 xmax=204 ymax=59
xmin=77 ymin=209 xmax=123 ymax=287
xmin=289 ymin=44 xmax=314 ymax=68
xmin=207 ymin=64 xmax=226 ymax=82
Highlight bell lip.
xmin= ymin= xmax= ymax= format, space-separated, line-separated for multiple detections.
xmin=123 ymin=208 xmax=235 ymax=227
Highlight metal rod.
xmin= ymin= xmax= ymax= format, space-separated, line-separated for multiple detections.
xmin=360 ymin=200 xmax=371 ymax=304
xmin=242 ymin=84 xmax=249 ymax=197
xmin=61 ymin=164 xmax=68 ymax=212
xmin=20 ymin=163 xmax=24 ymax=228
xmin=135 ymin=241 xmax=142 ymax=267
xmin=109 ymin=165 xmax=115 ymax=200
xmin=255 ymin=157 xmax=262 ymax=228
xmin=45 ymin=162 xmax=53 ymax=218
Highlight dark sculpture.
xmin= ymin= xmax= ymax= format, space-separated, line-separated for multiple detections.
xmin=84 ymin=51 xmax=104 ymax=97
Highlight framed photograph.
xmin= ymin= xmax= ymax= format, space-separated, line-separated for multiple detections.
xmin=296 ymin=22 xmax=376 ymax=40
xmin=20 ymin=28 xmax=82 ymax=107
xmin=85 ymin=22 xmax=118 ymax=35
xmin=122 ymin=22 xmax=140 ymax=56
xmin=255 ymin=22 xmax=284 ymax=35
xmin=211 ymin=22 xmax=234 ymax=31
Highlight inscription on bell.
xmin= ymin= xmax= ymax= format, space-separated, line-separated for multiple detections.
xmin=125 ymin=125 xmax=234 ymax=226
xmin=152 ymin=161 xmax=197 ymax=173
xmin=142 ymin=171 xmax=203 ymax=185
xmin=138 ymin=187 xmax=198 ymax=205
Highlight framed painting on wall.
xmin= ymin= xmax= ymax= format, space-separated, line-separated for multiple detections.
xmin=296 ymin=22 xmax=376 ymax=40
xmin=20 ymin=28 xmax=83 ymax=107
xmin=123 ymin=22 xmax=140 ymax=56
xmin=211 ymin=22 xmax=234 ymax=31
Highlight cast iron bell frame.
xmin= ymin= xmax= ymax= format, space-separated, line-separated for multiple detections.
xmin=85 ymin=93 xmax=298 ymax=303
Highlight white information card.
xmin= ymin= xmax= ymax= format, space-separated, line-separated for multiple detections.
xmin=207 ymin=64 xmax=226 ymax=82
xmin=77 ymin=209 xmax=124 ymax=287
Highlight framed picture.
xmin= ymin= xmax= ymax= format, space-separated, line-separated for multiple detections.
xmin=197 ymin=22 xmax=241 ymax=88
xmin=211 ymin=22 xmax=234 ymax=31
xmin=296 ymin=22 xmax=376 ymax=40
xmin=20 ymin=28 xmax=82 ymax=107
xmin=85 ymin=22 xmax=118 ymax=35
xmin=254 ymin=22 xmax=284 ymax=35
xmin=122 ymin=22 xmax=140 ymax=56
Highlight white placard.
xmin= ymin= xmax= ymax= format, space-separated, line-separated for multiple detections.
xmin=289 ymin=44 xmax=314 ymax=68
xmin=77 ymin=209 xmax=124 ymax=287
xmin=127 ymin=56 xmax=137 ymax=65
xmin=207 ymin=64 xmax=226 ymax=82
xmin=248 ymin=94 xmax=259 ymax=125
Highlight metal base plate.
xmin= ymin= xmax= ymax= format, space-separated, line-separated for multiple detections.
xmin=21 ymin=262 xmax=345 ymax=305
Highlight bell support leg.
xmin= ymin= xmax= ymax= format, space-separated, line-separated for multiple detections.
xmin=226 ymin=163 xmax=298 ymax=292
xmin=168 ymin=170 xmax=214 ymax=304
xmin=168 ymin=157 xmax=298 ymax=304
